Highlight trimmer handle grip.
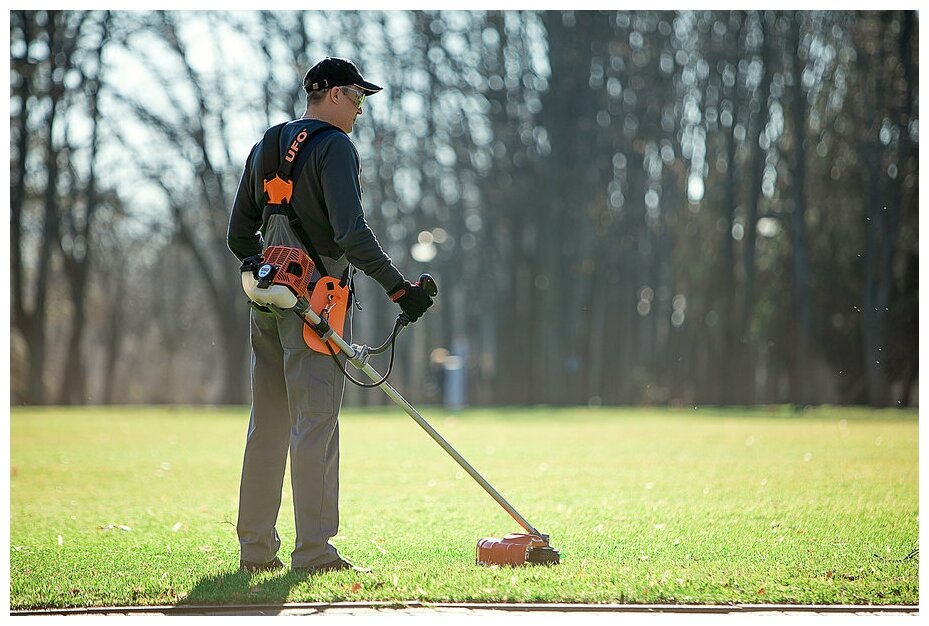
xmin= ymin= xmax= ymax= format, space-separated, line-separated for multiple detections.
xmin=397 ymin=274 xmax=438 ymax=327
xmin=419 ymin=273 xmax=438 ymax=297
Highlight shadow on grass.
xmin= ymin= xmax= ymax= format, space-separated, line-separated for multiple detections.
xmin=171 ymin=568 xmax=308 ymax=616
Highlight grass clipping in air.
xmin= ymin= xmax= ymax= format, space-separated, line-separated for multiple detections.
xmin=10 ymin=405 xmax=917 ymax=609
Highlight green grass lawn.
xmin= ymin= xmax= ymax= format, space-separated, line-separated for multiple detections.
xmin=10 ymin=405 xmax=918 ymax=609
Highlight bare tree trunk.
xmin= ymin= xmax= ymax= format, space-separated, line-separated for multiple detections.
xmin=891 ymin=11 xmax=918 ymax=406
xmin=740 ymin=11 xmax=773 ymax=405
xmin=101 ymin=255 xmax=127 ymax=404
xmin=10 ymin=11 xmax=34 ymax=357
xmin=717 ymin=11 xmax=746 ymax=404
xmin=858 ymin=13 xmax=894 ymax=406
xmin=25 ymin=12 xmax=68 ymax=405
xmin=788 ymin=12 xmax=813 ymax=405
xmin=721 ymin=93 xmax=739 ymax=404
xmin=57 ymin=13 xmax=109 ymax=404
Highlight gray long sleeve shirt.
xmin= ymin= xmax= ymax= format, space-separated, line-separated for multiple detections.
xmin=227 ymin=119 xmax=403 ymax=293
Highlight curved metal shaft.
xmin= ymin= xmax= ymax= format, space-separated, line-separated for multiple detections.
xmin=301 ymin=305 xmax=541 ymax=537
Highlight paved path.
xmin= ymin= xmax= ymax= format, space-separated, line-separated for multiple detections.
xmin=13 ymin=602 xmax=919 ymax=620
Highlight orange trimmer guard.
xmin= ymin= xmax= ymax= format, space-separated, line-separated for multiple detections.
xmin=476 ymin=533 xmax=561 ymax=566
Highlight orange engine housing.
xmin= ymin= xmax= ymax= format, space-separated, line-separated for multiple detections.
xmin=476 ymin=533 xmax=553 ymax=566
xmin=261 ymin=245 xmax=314 ymax=301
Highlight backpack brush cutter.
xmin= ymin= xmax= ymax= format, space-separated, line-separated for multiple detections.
xmin=241 ymin=245 xmax=561 ymax=567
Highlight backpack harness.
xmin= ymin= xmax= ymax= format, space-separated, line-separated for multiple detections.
xmin=258 ymin=121 xmax=358 ymax=354
xmin=259 ymin=121 xmax=343 ymax=280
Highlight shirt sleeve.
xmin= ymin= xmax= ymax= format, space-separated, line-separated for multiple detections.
xmin=226 ymin=141 xmax=264 ymax=261
xmin=318 ymin=135 xmax=404 ymax=293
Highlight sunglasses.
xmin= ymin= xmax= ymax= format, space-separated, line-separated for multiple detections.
xmin=340 ymin=85 xmax=366 ymax=111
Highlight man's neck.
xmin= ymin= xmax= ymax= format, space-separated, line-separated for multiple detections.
xmin=302 ymin=106 xmax=350 ymax=134
xmin=303 ymin=107 xmax=329 ymax=123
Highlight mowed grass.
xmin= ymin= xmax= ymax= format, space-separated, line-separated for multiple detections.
xmin=10 ymin=405 xmax=918 ymax=609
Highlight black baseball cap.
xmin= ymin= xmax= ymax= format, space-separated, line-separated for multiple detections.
xmin=303 ymin=57 xmax=383 ymax=95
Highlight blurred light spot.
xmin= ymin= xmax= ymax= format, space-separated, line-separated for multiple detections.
xmin=757 ymin=217 xmax=780 ymax=237
xmin=436 ymin=145 xmax=456 ymax=167
xmin=880 ymin=124 xmax=892 ymax=145
xmin=645 ymin=189 xmax=659 ymax=209
xmin=688 ymin=175 xmax=704 ymax=202
xmin=607 ymin=77 xmax=622 ymax=97
xmin=430 ymin=348 xmax=449 ymax=365
xmin=411 ymin=242 xmax=436 ymax=262
xmin=381 ymin=201 xmax=397 ymax=218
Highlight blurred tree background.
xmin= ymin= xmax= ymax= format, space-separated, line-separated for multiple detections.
xmin=9 ymin=10 xmax=918 ymax=407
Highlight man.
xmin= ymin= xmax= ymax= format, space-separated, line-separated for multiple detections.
xmin=227 ymin=57 xmax=433 ymax=574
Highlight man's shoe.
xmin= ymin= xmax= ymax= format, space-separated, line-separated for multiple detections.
xmin=294 ymin=557 xmax=371 ymax=574
xmin=240 ymin=556 xmax=284 ymax=573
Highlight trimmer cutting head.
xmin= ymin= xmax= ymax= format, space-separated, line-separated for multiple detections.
xmin=476 ymin=533 xmax=561 ymax=566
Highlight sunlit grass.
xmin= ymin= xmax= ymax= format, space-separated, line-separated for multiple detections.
xmin=10 ymin=405 xmax=918 ymax=608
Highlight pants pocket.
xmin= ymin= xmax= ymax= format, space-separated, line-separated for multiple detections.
xmin=279 ymin=307 xmax=310 ymax=350
xmin=285 ymin=349 xmax=337 ymax=417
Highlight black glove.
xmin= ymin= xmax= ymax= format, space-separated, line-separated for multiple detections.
xmin=388 ymin=279 xmax=433 ymax=323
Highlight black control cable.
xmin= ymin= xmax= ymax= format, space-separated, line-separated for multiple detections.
xmin=298 ymin=273 xmax=436 ymax=389
xmin=299 ymin=313 xmax=406 ymax=388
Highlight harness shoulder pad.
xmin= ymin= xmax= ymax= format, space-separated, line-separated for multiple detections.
xmin=260 ymin=122 xmax=288 ymax=179
xmin=278 ymin=123 xmax=343 ymax=182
